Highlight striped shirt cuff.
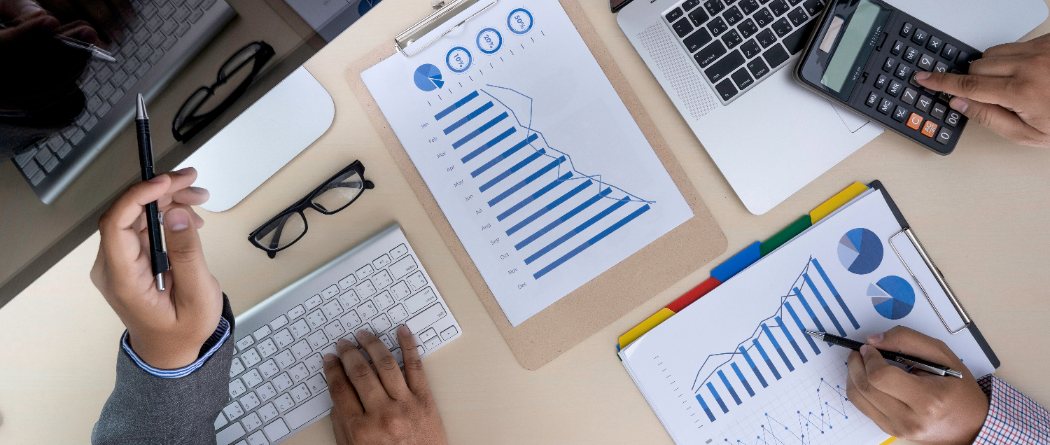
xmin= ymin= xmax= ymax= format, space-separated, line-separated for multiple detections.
xmin=120 ymin=317 xmax=231 ymax=379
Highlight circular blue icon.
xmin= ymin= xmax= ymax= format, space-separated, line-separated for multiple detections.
xmin=869 ymin=276 xmax=916 ymax=320
xmin=358 ymin=0 xmax=381 ymax=16
xmin=837 ymin=228 xmax=884 ymax=275
xmin=507 ymin=8 xmax=534 ymax=34
xmin=413 ymin=64 xmax=444 ymax=92
xmin=446 ymin=46 xmax=473 ymax=73
xmin=476 ymin=28 xmax=503 ymax=54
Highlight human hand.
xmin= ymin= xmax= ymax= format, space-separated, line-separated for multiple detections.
xmin=846 ymin=326 xmax=989 ymax=445
xmin=91 ymin=167 xmax=221 ymax=370
xmin=323 ymin=327 xmax=449 ymax=445
xmin=915 ymin=34 xmax=1050 ymax=148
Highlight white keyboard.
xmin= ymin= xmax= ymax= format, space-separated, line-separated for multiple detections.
xmin=214 ymin=225 xmax=462 ymax=445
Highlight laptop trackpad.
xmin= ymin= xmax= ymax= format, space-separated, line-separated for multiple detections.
xmin=176 ymin=67 xmax=335 ymax=213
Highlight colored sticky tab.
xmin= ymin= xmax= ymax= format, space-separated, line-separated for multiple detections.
xmin=618 ymin=308 xmax=675 ymax=349
xmin=667 ymin=277 xmax=721 ymax=313
xmin=711 ymin=242 xmax=762 ymax=283
xmin=810 ymin=182 xmax=869 ymax=223
xmin=760 ymin=215 xmax=812 ymax=256
xmin=879 ymin=437 xmax=897 ymax=445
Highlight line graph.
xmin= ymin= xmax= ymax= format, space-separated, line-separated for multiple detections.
xmin=721 ymin=379 xmax=854 ymax=445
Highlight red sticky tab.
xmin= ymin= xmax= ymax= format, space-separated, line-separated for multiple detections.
xmin=667 ymin=277 xmax=721 ymax=313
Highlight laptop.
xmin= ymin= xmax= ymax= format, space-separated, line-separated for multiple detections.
xmin=615 ymin=0 xmax=1049 ymax=214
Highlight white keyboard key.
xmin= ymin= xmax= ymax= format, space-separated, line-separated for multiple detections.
xmin=257 ymin=339 xmax=278 ymax=358
xmin=258 ymin=359 xmax=279 ymax=379
xmin=229 ymin=379 xmax=247 ymax=399
xmin=304 ymin=294 xmax=323 ymax=309
xmin=355 ymin=264 xmax=375 ymax=280
xmin=269 ymin=315 xmax=289 ymax=330
xmin=441 ymin=326 xmax=459 ymax=341
xmin=252 ymin=326 xmax=271 ymax=341
xmin=263 ymin=419 xmax=290 ymax=442
xmin=406 ymin=271 xmax=428 ymax=291
xmin=355 ymin=280 xmax=377 ymax=298
xmin=274 ymin=393 xmax=294 ymax=412
xmin=229 ymin=358 xmax=245 ymax=378
xmin=258 ymin=402 xmax=278 ymax=423
xmin=338 ymin=274 xmax=357 ymax=291
xmin=216 ymin=422 xmax=246 ymax=445
xmin=242 ymin=349 xmax=262 ymax=368
xmin=404 ymin=288 xmax=438 ymax=313
xmin=236 ymin=336 xmax=254 ymax=351
xmin=289 ymin=363 xmax=310 ymax=383
xmin=389 ymin=304 xmax=409 ymax=323
xmin=256 ymin=382 xmax=277 ymax=401
xmin=285 ymin=392 xmax=333 ymax=430
xmin=340 ymin=310 xmax=362 ymax=332
xmin=424 ymin=334 xmax=442 ymax=351
xmin=215 ymin=412 xmax=228 ymax=429
xmin=273 ymin=373 xmax=293 ymax=392
xmin=372 ymin=270 xmax=393 ymax=289
xmin=305 ymin=353 xmax=324 ymax=374
xmin=372 ymin=314 xmax=392 ymax=333
xmin=275 ymin=350 xmax=295 ymax=368
xmin=246 ymin=431 xmax=266 ymax=445
xmin=291 ymin=340 xmax=312 ymax=360
xmin=307 ymin=330 xmax=329 ymax=350
xmin=322 ymin=284 xmax=340 ymax=299
xmin=374 ymin=291 xmax=395 ymax=310
xmin=372 ymin=254 xmax=392 ymax=269
xmin=241 ymin=412 xmax=262 ymax=432
xmin=419 ymin=328 xmax=438 ymax=343
xmin=242 ymin=369 xmax=263 ymax=388
xmin=287 ymin=305 xmax=306 ymax=320
xmin=379 ymin=334 xmax=395 ymax=350
xmin=388 ymin=255 xmax=417 ymax=279
xmin=289 ymin=319 xmax=311 ymax=338
xmin=390 ymin=281 xmax=411 ymax=300
xmin=306 ymin=373 xmax=327 ymax=394
xmin=306 ymin=310 xmax=327 ymax=329
xmin=273 ymin=329 xmax=294 ymax=349
xmin=240 ymin=392 xmax=261 ymax=411
xmin=322 ymin=299 xmax=343 ymax=319
xmin=339 ymin=290 xmax=360 ymax=309
xmin=289 ymin=383 xmax=310 ymax=403
xmin=324 ymin=320 xmax=345 ymax=340
xmin=389 ymin=243 xmax=409 ymax=259
xmin=223 ymin=401 xmax=245 ymax=422
xmin=406 ymin=303 xmax=447 ymax=334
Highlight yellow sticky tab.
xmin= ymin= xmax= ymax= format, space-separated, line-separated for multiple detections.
xmin=810 ymin=182 xmax=869 ymax=223
xmin=879 ymin=437 xmax=897 ymax=445
xmin=619 ymin=308 xmax=676 ymax=349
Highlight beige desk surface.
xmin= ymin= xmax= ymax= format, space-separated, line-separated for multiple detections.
xmin=2 ymin=1 xmax=1049 ymax=443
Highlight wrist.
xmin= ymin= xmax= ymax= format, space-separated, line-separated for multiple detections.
xmin=126 ymin=331 xmax=207 ymax=370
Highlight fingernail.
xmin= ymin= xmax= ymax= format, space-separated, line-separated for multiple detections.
xmin=398 ymin=325 xmax=411 ymax=336
xmin=172 ymin=167 xmax=195 ymax=176
xmin=914 ymin=71 xmax=932 ymax=81
xmin=867 ymin=333 xmax=884 ymax=344
xmin=165 ymin=209 xmax=190 ymax=232
xmin=950 ymin=97 xmax=969 ymax=113
xmin=323 ymin=353 xmax=338 ymax=364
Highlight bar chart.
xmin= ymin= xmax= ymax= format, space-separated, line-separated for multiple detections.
xmin=691 ymin=257 xmax=861 ymax=423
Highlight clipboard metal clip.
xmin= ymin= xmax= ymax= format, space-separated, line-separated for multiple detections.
xmin=395 ymin=0 xmax=498 ymax=57
xmin=889 ymin=228 xmax=971 ymax=335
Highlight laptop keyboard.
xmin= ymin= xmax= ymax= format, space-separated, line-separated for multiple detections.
xmin=215 ymin=226 xmax=462 ymax=445
xmin=664 ymin=0 xmax=827 ymax=104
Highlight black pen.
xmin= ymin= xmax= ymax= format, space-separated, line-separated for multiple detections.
xmin=806 ymin=330 xmax=963 ymax=378
xmin=136 ymin=94 xmax=169 ymax=291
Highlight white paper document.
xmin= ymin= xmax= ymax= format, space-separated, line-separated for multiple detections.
xmin=618 ymin=189 xmax=995 ymax=444
xmin=362 ymin=2 xmax=692 ymax=326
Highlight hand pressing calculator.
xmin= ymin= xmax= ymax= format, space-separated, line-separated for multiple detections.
xmin=795 ymin=0 xmax=979 ymax=154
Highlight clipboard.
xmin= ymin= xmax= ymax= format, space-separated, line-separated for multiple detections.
xmin=345 ymin=0 xmax=727 ymax=370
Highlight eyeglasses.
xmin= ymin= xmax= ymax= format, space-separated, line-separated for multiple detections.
xmin=172 ymin=41 xmax=275 ymax=142
xmin=249 ymin=161 xmax=375 ymax=258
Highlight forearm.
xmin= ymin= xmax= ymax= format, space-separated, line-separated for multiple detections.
xmin=973 ymin=375 xmax=1050 ymax=445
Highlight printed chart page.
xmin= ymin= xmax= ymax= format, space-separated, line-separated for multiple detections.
xmin=362 ymin=2 xmax=692 ymax=326
xmin=619 ymin=190 xmax=994 ymax=445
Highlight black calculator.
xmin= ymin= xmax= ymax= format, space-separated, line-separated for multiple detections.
xmin=795 ymin=0 xmax=979 ymax=155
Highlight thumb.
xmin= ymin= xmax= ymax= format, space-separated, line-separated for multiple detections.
xmin=163 ymin=207 xmax=220 ymax=316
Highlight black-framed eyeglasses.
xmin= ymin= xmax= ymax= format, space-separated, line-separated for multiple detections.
xmin=172 ymin=41 xmax=275 ymax=142
xmin=249 ymin=161 xmax=375 ymax=258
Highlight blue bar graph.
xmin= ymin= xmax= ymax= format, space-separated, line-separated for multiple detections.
xmin=761 ymin=324 xmax=794 ymax=372
xmin=479 ymin=149 xmax=544 ymax=192
xmin=487 ymin=156 xmax=565 ymax=207
xmin=730 ymin=363 xmax=755 ymax=397
xmin=452 ymin=112 xmax=508 ymax=149
xmin=812 ymin=259 xmax=861 ymax=329
xmin=462 ymin=128 xmax=516 ymax=164
xmin=497 ymin=172 xmax=572 ymax=222
xmin=707 ymin=382 xmax=729 ymax=414
xmin=794 ymin=286 xmax=826 ymax=334
xmin=775 ymin=316 xmax=807 ymax=364
xmin=532 ymin=204 xmax=650 ymax=279
xmin=471 ymin=134 xmax=539 ymax=178
xmin=506 ymin=180 xmax=593 ymax=236
xmin=696 ymin=394 xmax=716 ymax=421
xmin=752 ymin=339 xmax=781 ymax=380
xmin=523 ymin=196 xmax=628 ymax=264
xmin=434 ymin=91 xmax=479 ymax=121
xmin=718 ymin=370 xmax=742 ymax=405
xmin=739 ymin=346 xmax=768 ymax=388
xmin=443 ymin=102 xmax=493 ymax=135
xmin=804 ymin=273 xmax=847 ymax=336
xmin=785 ymin=301 xmax=821 ymax=355
xmin=514 ymin=187 xmax=609 ymax=249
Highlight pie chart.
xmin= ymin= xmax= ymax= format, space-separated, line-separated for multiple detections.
xmin=869 ymin=276 xmax=916 ymax=320
xmin=837 ymin=228 xmax=883 ymax=275
xmin=413 ymin=64 xmax=444 ymax=92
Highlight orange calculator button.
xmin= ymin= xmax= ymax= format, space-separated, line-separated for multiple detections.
xmin=922 ymin=121 xmax=939 ymax=138
xmin=907 ymin=113 xmax=924 ymax=131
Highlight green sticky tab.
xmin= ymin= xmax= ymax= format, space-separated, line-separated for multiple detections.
xmin=761 ymin=215 xmax=812 ymax=256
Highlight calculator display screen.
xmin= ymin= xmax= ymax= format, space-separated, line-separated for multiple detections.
xmin=821 ymin=0 xmax=884 ymax=92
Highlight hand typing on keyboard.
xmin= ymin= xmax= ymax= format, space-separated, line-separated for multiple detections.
xmin=322 ymin=327 xmax=449 ymax=445
xmin=915 ymin=34 xmax=1050 ymax=148
xmin=91 ymin=167 xmax=221 ymax=369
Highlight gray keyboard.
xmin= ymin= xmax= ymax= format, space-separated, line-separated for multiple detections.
xmin=12 ymin=0 xmax=235 ymax=204
xmin=215 ymin=225 xmax=462 ymax=445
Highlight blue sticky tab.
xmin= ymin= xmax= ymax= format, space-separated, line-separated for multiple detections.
xmin=711 ymin=241 xmax=762 ymax=282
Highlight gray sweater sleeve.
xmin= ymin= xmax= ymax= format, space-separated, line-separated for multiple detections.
xmin=92 ymin=298 xmax=236 ymax=445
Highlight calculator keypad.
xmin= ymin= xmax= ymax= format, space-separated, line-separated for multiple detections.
xmin=858 ymin=15 xmax=979 ymax=154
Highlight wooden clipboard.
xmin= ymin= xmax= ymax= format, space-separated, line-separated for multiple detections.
xmin=345 ymin=0 xmax=727 ymax=370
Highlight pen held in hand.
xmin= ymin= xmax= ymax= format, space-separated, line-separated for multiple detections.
xmin=56 ymin=35 xmax=117 ymax=63
xmin=805 ymin=330 xmax=964 ymax=378
xmin=136 ymin=94 xmax=170 ymax=291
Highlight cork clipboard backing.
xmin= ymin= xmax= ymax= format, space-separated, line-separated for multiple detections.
xmin=346 ymin=0 xmax=727 ymax=370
